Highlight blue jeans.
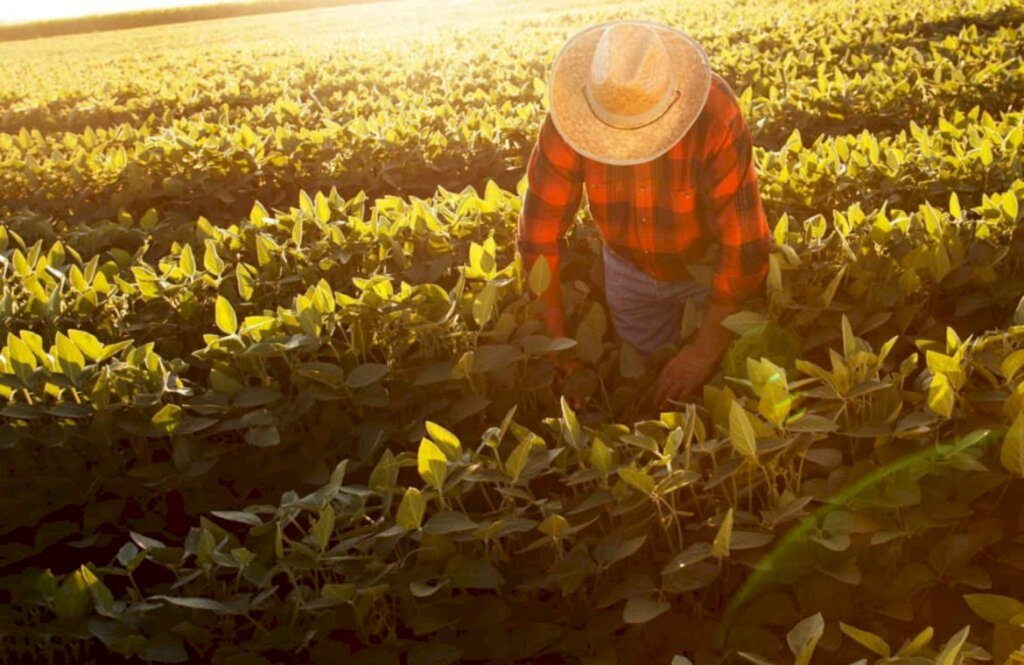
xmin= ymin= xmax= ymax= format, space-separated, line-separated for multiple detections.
xmin=602 ymin=245 xmax=710 ymax=357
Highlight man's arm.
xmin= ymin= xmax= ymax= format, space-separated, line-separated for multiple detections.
xmin=654 ymin=90 xmax=771 ymax=406
xmin=694 ymin=103 xmax=771 ymax=360
xmin=516 ymin=114 xmax=585 ymax=337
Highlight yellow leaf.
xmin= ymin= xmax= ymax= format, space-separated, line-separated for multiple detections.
xmin=417 ymin=438 xmax=448 ymax=490
xmin=425 ymin=421 xmax=461 ymax=461
xmin=396 ymin=487 xmax=426 ymax=530
xmin=538 ymin=514 xmax=569 ymax=538
xmin=840 ymin=622 xmax=891 ymax=657
xmin=590 ymin=437 xmax=614 ymax=473
xmin=215 ymin=296 xmax=238 ymax=335
xmin=1000 ymin=413 xmax=1024 ymax=476
xmin=729 ymin=402 xmax=758 ymax=458
xmin=927 ymin=373 xmax=955 ymax=418
xmin=712 ymin=508 xmax=734 ymax=558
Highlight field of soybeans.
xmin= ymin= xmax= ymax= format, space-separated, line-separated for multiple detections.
xmin=1 ymin=0 xmax=1023 ymax=662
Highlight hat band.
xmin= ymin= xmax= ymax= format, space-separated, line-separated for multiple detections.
xmin=583 ymin=81 xmax=680 ymax=130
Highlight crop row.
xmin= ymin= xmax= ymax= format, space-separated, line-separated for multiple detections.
xmin=1 ymin=171 xmax=1021 ymax=556
xmin=2 ymin=103 xmax=1022 ymax=278
xmin=1 ymin=0 xmax=1022 ymax=228
xmin=1 ymin=178 xmax=1022 ymax=661
xmin=2 ymin=0 xmax=1018 ymax=136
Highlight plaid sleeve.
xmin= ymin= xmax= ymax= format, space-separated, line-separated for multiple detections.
xmin=516 ymin=114 xmax=584 ymax=264
xmin=700 ymin=87 xmax=771 ymax=308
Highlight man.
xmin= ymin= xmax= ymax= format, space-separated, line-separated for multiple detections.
xmin=516 ymin=20 xmax=771 ymax=409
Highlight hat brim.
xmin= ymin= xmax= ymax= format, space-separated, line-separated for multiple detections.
xmin=547 ymin=20 xmax=712 ymax=166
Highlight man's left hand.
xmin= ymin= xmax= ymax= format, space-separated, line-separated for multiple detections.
xmin=653 ymin=343 xmax=717 ymax=408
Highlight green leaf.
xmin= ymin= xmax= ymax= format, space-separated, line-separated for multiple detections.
xmin=245 ymin=425 xmax=280 ymax=447
xmin=236 ymin=263 xmax=254 ymax=301
xmin=346 ymin=363 xmax=388 ymax=388
xmin=840 ymin=622 xmax=891 ymax=657
xmin=210 ymin=511 xmax=262 ymax=526
xmin=315 ymin=191 xmax=331 ymax=224
xmin=1000 ymin=413 xmax=1024 ymax=476
xmin=560 ymin=396 xmax=584 ymax=447
xmin=425 ymin=421 xmax=461 ymax=461
xmin=53 ymin=569 xmax=90 ymax=619
xmin=729 ymin=402 xmax=758 ymax=457
xmin=949 ymin=192 xmax=963 ymax=219
xmin=417 ymin=438 xmax=448 ymax=490
xmin=819 ymin=267 xmax=846 ymax=307
xmin=423 ymin=511 xmax=477 ymax=535
xmin=527 ymin=255 xmax=552 ymax=296
xmin=250 ymin=201 xmax=269 ymax=226
xmin=215 ymin=296 xmax=238 ymax=335
xmin=623 ymin=595 xmax=670 ymax=624
xmin=927 ymin=372 xmax=955 ymax=418
xmin=68 ymin=329 xmax=105 ymax=362
xmin=472 ymin=281 xmax=498 ymax=327
xmin=712 ymin=508 xmax=734 ymax=558
xmin=179 ymin=244 xmax=196 ymax=278
xmin=787 ymin=613 xmax=825 ymax=665
xmin=504 ymin=438 xmax=533 ymax=482
xmin=934 ymin=626 xmax=969 ymax=665
xmin=898 ymin=626 xmax=934 ymax=657
xmin=841 ymin=314 xmax=857 ymax=358
xmin=152 ymin=404 xmax=183 ymax=435
xmin=1001 ymin=349 xmax=1024 ymax=382
xmin=964 ymin=594 xmax=1024 ymax=624
xmin=312 ymin=504 xmax=335 ymax=550
xmin=156 ymin=596 xmax=233 ymax=613
xmin=722 ymin=310 xmax=768 ymax=335
xmin=593 ymin=534 xmax=646 ymax=564
xmin=1002 ymin=190 xmax=1019 ymax=222
xmin=472 ymin=344 xmax=521 ymax=373
xmin=55 ymin=332 xmax=85 ymax=379
xmin=396 ymin=487 xmax=427 ymax=530
xmin=203 ymin=239 xmax=225 ymax=276
xmin=538 ymin=514 xmax=569 ymax=538
xmin=321 ymin=583 xmax=356 ymax=603
xmin=590 ymin=437 xmax=614 ymax=473
xmin=785 ymin=413 xmax=839 ymax=432
xmin=619 ymin=465 xmax=655 ymax=496
xmin=758 ymin=376 xmax=792 ymax=428
xmin=409 ymin=579 xmax=447 ymax=598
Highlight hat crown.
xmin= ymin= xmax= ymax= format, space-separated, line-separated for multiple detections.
xmin=587 ymin=24 xmax=674 ymax=122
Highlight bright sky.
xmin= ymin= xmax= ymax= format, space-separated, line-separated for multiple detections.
xmin=0 ymin=0 xmax=251 ymax=24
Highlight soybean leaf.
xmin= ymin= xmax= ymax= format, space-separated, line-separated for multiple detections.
xmin=623 ymin=594 xmax=670 ymax=624
xmin=787 ymin=613 xmax=825 ymax=665
xmin=729 ymin=402 xmax=757 ymax=458
xmin=963 ymin=594 xmax=1024 ymax=624
xmin=712 ymin=509 xmax=734 ymax=558
xmin=840 ymin=622 xmax=891 ymax=657
xmin=215 ymin=296 xmax=238 ymax=335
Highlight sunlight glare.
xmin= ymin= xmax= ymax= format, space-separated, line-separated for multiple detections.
xmin=1 ymin=0 xmax=251 ymax=24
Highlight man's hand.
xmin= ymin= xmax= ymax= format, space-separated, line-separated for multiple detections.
xmin=653 ymin=343 xmax=717 ymax=408
xmin=652 ymin=300 xmax=739 ymax=409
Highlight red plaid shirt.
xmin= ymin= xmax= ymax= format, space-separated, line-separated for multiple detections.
xmin=517 ymin=73 xmax=770 ymax=308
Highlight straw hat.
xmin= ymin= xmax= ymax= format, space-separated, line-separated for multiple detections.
xmin=547 ymin=20 xmax=712 ymax=165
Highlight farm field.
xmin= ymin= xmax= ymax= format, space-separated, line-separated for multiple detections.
xmin=0 ymin=0 xmax=1023 ymax=663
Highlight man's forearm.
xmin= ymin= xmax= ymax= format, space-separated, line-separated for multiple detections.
xmin=691 ymin=300 xmax=738 ymax=360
